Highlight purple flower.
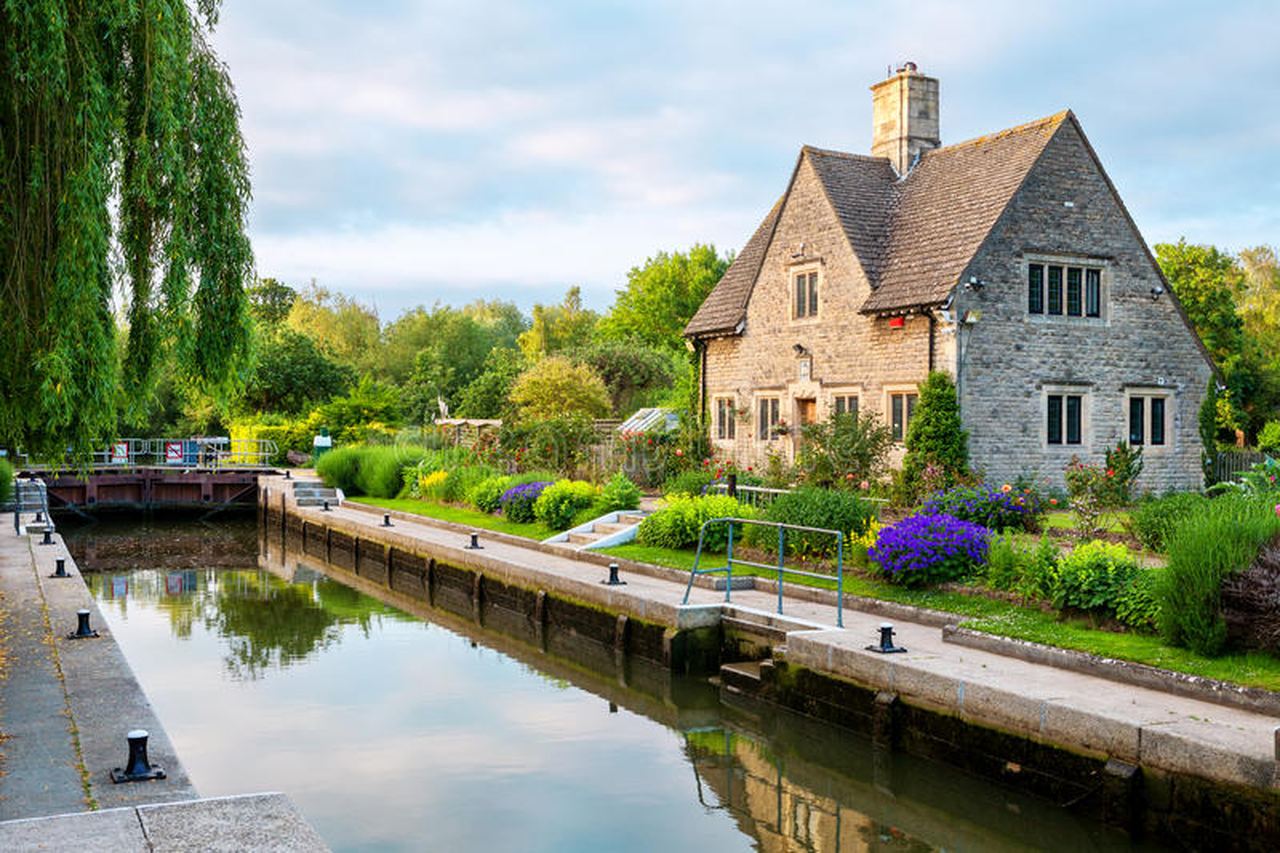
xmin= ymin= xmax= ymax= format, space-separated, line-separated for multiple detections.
xmin=868 ymin=513 xmax=989 ymax=587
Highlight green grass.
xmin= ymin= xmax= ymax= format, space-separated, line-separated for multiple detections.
xmin=1043 ymin=509 xmax=1131 ymax=533
xmin=600 ymin=542 xmax=1280 ymax=691
xmin=354 ymin=497 xmax=559 ymax=541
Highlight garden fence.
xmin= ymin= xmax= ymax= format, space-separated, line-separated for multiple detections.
xmin=1212 ymin=449 xmax=1269 ymax=484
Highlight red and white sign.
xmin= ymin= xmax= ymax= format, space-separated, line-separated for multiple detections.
xmin=109 ymin=442 xmax=129 ymax=464
xmin=165 ymin=441 xmax=184 ymax=465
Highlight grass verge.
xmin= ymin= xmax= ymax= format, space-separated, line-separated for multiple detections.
xmin=353 ymin=497 xmax=559 ymax=541
xmin=599 ymin=543 xmax=1280 ymax=691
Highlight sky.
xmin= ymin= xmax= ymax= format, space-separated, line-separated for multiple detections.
xmin=211 ymin=0 xmax=1280 ymax=317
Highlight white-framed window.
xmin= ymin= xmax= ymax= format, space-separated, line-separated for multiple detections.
xmin=756 ymin=397 xmax=781 ymax=441
xmin=1044 ymin=386 xmax=1091 ymax=448
xmin=1126 ymin=390 xmax=1172 ymax=449
xmin=832 ymin=394 xmax=859 ymax=419
xmin=714 ymin=397 xmax=737 ymax=441
xmin=885 ymin=388 xmax=918 ymax=443
xmin=792 ymin=268 xmax=820 ymax=320
xmin=1027 ymin=260 xmax=1105 ymax=319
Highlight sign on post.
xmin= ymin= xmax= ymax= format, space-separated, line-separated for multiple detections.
xmin=109 ymin=442 xmax=129 ymax=465
xmin=165 ymin=441 xmax=184 ymax=465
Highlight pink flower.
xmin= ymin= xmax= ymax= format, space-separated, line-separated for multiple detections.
xmin=1001 ymin=483 xmax=1012 ymax=493
xmin=1274 ymin=504 xmax=1280 ymax=518
xmin=674 ymin=449 xmax=683 ymax=457
xmin=845 ymin=472 xmax=855 ymax=480
xmin=859 ymin=480 xmax=870 ymax=491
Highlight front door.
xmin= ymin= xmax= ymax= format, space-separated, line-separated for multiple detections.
xmin=794 ymin=398 xmax=817 ymax=457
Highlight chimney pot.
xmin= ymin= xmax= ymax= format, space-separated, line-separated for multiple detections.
xmin=871 ymin=64 xmax=940 ymax=176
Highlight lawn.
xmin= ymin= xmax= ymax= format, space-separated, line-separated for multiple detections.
xmin=353 ymin=497 xmax=559 ymax=541
xmin=1042 ymin=509 xmax=1131 ymax=533
xmin=347 ymin=499 xmax=1280 ymax=691
xmin=600 ymin=542 xmax=1280 ymax=691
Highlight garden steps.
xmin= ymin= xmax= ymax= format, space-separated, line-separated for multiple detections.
xmin=542 ymin=509 xmax=651 ymax=551
xmin=291 ymin=478 xmax=341 ymax=508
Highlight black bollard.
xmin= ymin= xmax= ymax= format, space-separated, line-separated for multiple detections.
xmin=601 ymin=562 xmax=627 ymax=586
xmin=67 ymin=609 xmax=99 ymax=640
xmin=35 ymin=510 xmax=44 ymax=523
xmin=465 ymin=532 xmax=482 ymax=550
xmin=51 ymin=558 xmax=68 ymax=578
xmin=41 ymin=528 xmax=53 ymax=546
xmin=322 ymin=499 xmax=330 ymax=512
xmin=866 ymin=622 xmax=906 ymax=654
xmin=110 ymin=729 xmax=166 ymax=783
xmin=285 ymin=469 xmax=291 ymax=480
xmin=383 ymin=514 xmax=393 ymax=527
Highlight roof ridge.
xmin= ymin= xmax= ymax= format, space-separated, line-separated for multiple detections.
xmin=801 ymin=145 xmax=886 ymax=163
xmin=926 ymin=110 xmax=1071 ymax=157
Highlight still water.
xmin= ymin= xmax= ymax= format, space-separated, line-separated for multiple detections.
xmin=64 ymin=517 xmax=1143 ymax=852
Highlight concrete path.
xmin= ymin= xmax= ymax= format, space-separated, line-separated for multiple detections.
xmin=314 ymin=495 xmax=1280 ymax=791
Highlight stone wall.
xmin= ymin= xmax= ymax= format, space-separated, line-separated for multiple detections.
xmin=957 ymin=119 xmax=1213 ymax=491
xmin=703 ymin=155 xmax=942 ymax=470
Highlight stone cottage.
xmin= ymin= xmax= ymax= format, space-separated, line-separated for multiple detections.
xmin=684 ymin=63 xmax=1214 ymax=491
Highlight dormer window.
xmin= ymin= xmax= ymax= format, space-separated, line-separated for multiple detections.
xmin=1028 ymin=261 xmax=1103 ymax=319
xmin=793 ymin=269 xmax=819 ymax=319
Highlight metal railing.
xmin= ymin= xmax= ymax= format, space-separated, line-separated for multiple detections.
xmin=680 ymin=517 xmax=845 ymax=628
xmin=705 ymin=481 xmax=889 ymax=517
xmin=21 ymin=438 xmax=278 ymax=470
xmin=11 ymin=478 xmax=50 ymax=534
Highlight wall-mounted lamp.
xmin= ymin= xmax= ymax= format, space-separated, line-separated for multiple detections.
xmin=791 ymin=242 xmax=807 ymax=259
xmin=964 ymin=275 xmax=985 ymax=291
xmin=1150 ymin=284 xmax=1165 ymax=301
xmin=792 ymin=343 xmax=809 ymax=356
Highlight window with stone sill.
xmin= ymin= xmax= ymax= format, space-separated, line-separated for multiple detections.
xmin=888 ymin=391 xmax=917 ymax=442
xmin=714 ymin=397 xmax=737 ymax=441
xmin=792 ymin=269 xmax=820 ymax=320
xmin=1028 ymin=262 xmax=1102 ymax=319
xmin=1046 ymin=391 xmax=1088 ymax=447
xmin=1127 ymin=392 xmax=1171 ymax=449
xmin=756 ymin=397 xmax=781 ymax=441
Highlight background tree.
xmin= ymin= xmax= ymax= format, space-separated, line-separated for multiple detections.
xmin=508 ymin=357 xmax=610 ymax=421
xmin=517 ymin=287 xmax=599 ymax=359
xmin=286 ymin=284 xmax=381 ymax=376
xmin=599 ymin=244 xmax=731 ymax=352
xmin=249 ymin=278 xmax=298 ymax=327
xmin=455 ymin=349 xmax=526 ymax=419
xmin=568 ymin=340 xmax=675 ymax=415
xmin=239 ymin=330 xmax=354 ymax=415
xmin=1 ymin=1 xmax=254 ymax=458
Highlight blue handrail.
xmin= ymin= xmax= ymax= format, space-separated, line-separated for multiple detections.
xmin=680 ymin=517 xmax=845 ymax=628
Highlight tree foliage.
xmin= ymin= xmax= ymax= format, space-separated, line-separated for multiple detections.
xmin=249 ymin=277 xmax=297 ymax=327
xmin=456 ymin=348 xmax=526 ymax=419
xmin=599 ymin=244 xmax=730 ymax=352
xmin=568 ymin=340 xmax=675 ymax=415
xmin=508 ymin=356 xmax=610 ymax=421
xmin=286 ymin=284 xmax=381 ymax=376
xmin=240 ymin=330 xmax=353 ymax=415
xmin=1 ymin=0 xmax=254 ymax=458
xmin=517 ymin=287 xmax=599 ymax=359
xmin=902 ymin=371 xmax=969 ymax=495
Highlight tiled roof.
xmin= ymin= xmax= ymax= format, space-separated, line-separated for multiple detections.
xmin=684 ymin=197 xmax=783 ymax=337
xmin=686 ymin=111 xmax=1071 ymax=335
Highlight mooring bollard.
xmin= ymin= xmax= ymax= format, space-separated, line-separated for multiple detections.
xmin=35 ymin=510 xmax=44 ymax=523
xmin=285 ymin=469 xmax=291 ymax=480
xmin=41 ymin=528 xmax=53 ymax=546
xmin=383 ymin=514 xmax=393 ymax=527
xmin=867 ymin=622 xmax=906 ymax=654
xmin=51 ymin=558 xmax=68 ymax=578
xmin=110 ymin=729 xmax=166 ymax=783
xmin=322 ymin=499 xmax=330 ymax=512
xmin=465 ymin=532 xmax=482 ymax=550
xmin=601 ymin=562 xmax=626 ymax=586
xmin=67 ymin=609 xmax=99 ymax=640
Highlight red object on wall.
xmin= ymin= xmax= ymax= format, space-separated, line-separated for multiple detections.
xmin=888 ymin=316 xmax=905 ymax=329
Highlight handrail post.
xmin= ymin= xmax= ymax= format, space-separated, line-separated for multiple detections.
xmin=682 ymin=524 xmax=708 ymax=605
xmin=725 ymin=522 xmax=734 ymax=603
xmin=836 ymin=534 xmax=844 ymax=628
xmin=776 ymin=526 xmax=785 ymax=616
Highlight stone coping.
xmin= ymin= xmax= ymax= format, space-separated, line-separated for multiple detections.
xmin=943 ymin=624 xmax=1280 ymax=718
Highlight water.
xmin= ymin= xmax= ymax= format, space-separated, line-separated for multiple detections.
xmin=64 ymin=517 xmax=1143 ymax=852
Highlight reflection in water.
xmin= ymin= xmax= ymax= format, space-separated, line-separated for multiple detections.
xmin=64 ymin=518 xmax=1142 ymax=853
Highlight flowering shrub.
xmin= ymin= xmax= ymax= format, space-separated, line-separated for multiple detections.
xmin=499 ymin=481 xmax=552 ymax=524
xmin=1051 ymin=540 xmax=1144 ymax=618
xmin=416 ymin=469 xmax=449 ymax=500
xmin=746 ymin=486 xmax=875 ymax=558
xmin=533 ymin=480 xmax=600 ymax=530
xmin=869 ymin=513 xmax=989 ymax=587
xmin=1064 ymin=457 xmax=1115 ymax=537
xmin=921 ymin=484 xmax=1043 ymax=532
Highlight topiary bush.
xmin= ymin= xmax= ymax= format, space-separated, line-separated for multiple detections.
xmin=636 ymin=494 xmax=756 ymax=551
xmin=468 ymin=476 xmax=512 ymax=513
xmin=1158 ymin=495 xmax=1280 ymax=656
xmin=921 ymin=483 xmax=1043 ymax=532
xmin=500 ymin=481 xmax=552 ymax=524
xmin=900 ymin=371 xmax=969 ymax=499
xmin=747 ymin=486 xmax=874 ymax=558
xmin=533 ymin=479 xmax=600 ymax=530
xmin=869 ymin=513 xmax=988 ymax=587
xmin=1129 ymin=492 xmax=1209 ymax=552
xmin=1050 ymin=540 xmax=1142 ymax=617
xmin=597 ymin=472 xmax=641 ymax=513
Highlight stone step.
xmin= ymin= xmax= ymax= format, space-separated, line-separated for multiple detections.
xmin=592 ymin=522 xmax=631 ymax=535
xmin=616 ymin=513 xmax=647 ymax=526
xmin=567 ymin=532 xmax=601 ymax=545
xmin=720 ymin=660 xmax=764 ymax=693
xmin=721 ymin=615 xmax=790 ymax=645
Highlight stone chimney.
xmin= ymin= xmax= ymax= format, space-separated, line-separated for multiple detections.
xmin=870 ymin=62 xmax=940 ymax=176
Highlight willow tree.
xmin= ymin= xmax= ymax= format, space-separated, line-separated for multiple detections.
xmin=1 ymin=1 xmax=253 ymax=459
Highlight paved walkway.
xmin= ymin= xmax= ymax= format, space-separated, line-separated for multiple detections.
xmin=303 ymin=493 xmax=1280 ymax=792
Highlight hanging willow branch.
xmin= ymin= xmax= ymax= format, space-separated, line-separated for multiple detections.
xmin=0 ymin=0 xmax=252 ymax=460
